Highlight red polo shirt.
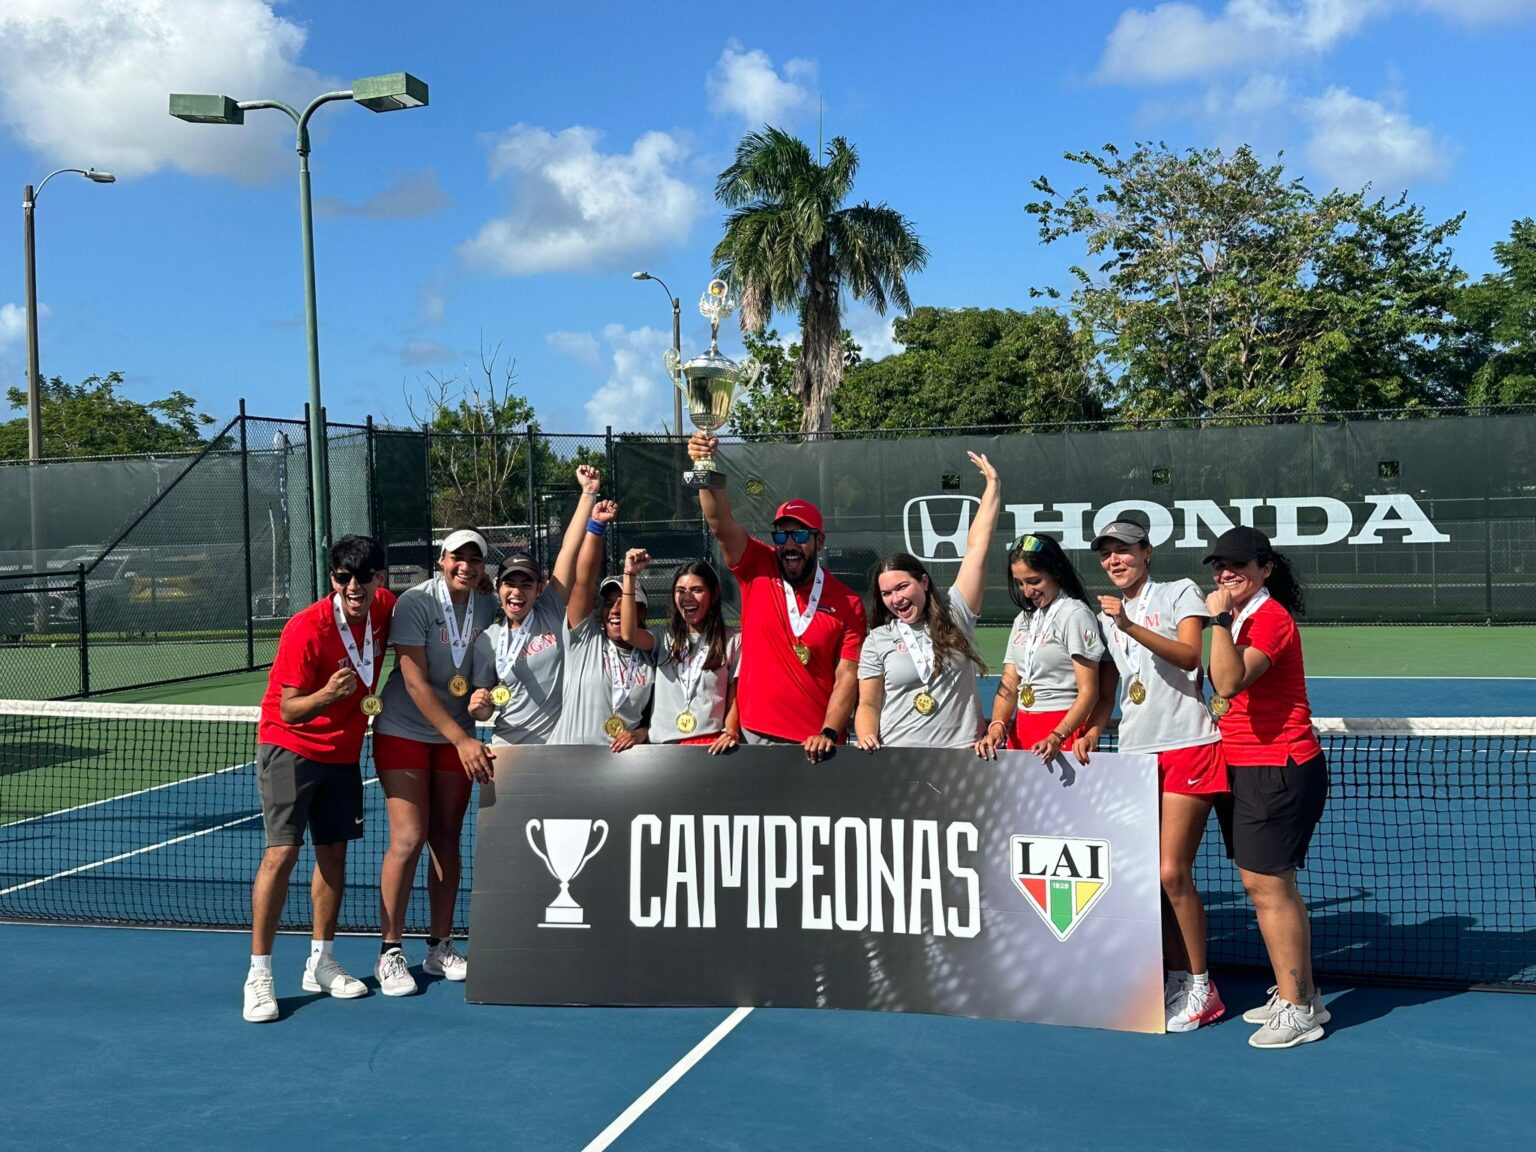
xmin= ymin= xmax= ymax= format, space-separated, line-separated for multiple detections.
xmin=730 ymin=536 xmax=867 ymax=741
xmin=258 ymin=588 xmax=396 ymax=763
xmin=1218 ymin=597 xmax=1324 ymax=767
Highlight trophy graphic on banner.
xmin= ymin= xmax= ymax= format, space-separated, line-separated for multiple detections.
xmin=526 ymin=817 xmax=609 ymax=928
xmin=663 ymin=278 xmax=761 ymax=489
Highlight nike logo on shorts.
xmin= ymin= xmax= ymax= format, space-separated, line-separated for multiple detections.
xmin=1186 ymin=778 xmax=1201 ymax=787
xmin=354 ymin=816 xmax=365 ymax=825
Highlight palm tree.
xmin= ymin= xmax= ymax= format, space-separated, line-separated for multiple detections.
xmin=713 ymin=127 xmax=928 ymax=434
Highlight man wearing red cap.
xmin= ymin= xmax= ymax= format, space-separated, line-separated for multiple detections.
xmin=687 ymin=433 xmax=867 ymax=760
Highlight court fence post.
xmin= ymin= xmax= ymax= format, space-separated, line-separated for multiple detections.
xmin=76 ymin=563 xmax=89 ymax=697
xmin=239 ymin=400 xmax=255 ymax=670
xmin=302 ymin=404 xmax=317 ymax=602
xmin=365 ymin=415 xmax=378 ymax=540
xmin=605 ymin=425 xmax=616 ymax=572
xmin=524 ymin=423 xmax=537 ymax=564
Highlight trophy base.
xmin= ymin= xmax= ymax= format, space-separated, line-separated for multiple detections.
xmin=683 ymin=468 xmax=726 ymax=491
xmin=540 ymin=903 xmax=590 ymax=929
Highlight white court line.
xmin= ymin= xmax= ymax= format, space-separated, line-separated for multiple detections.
xmin=1 ymin=761 xmax=252 ymax=829
xmin=0 ymin=811 xmax=263 ymax=897
xmin=582 ymin=1006 xmax=754 ymax=1152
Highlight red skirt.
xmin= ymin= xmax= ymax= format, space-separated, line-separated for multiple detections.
xmin=1009 ymin=709 xmax=1083 ymax=750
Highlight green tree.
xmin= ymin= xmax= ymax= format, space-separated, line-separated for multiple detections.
xmin=1026 ymin=142 xmax=1466 ymax=419
xmin=728 ymin=327 xmax=862 ymax=436
xmin=836 ymin=307 xmax=1106 ymax=430
xmin=1445 ymin=218 xmax=1536 ymax=406
xmin=0 ymin=371 xmax=216 ymax=459
xmin=713 ymin=127 xmax=927 ymax=434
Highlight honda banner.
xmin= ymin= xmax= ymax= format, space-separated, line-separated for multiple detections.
xmin=467 ymin=745 xmax=1165 ymax=1033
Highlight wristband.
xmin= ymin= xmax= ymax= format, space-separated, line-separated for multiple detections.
xmin=586 ymin=519 xmax=608 ymax=537
xmin=820 ymin=726 xmax=838 ymax=742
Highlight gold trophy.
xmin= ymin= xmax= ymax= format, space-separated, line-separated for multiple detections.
xmin=663 ymin=279 xmax=761 ymax=489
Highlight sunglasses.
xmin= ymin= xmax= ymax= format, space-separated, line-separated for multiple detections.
xmin=1014 ymin=534 xmax=1046 ymax=553
xmin=772 ymin=528 xmax=815 ymax=545
xmin=330 ymin=568 xmax=378 ymax=586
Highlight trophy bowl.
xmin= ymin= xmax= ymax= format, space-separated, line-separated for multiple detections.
xmin=662 ymin=279 xmax=761 ymax=489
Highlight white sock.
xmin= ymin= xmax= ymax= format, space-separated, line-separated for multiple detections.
xmin=1190 ymin=972 xmax=1209 ymax=989
xmin=310 ymin=939 xmax=334 ymax=960
xmin=249 ymin=955 xmax=272 ymax=973
xmin=1166 ymin=969 xmax=1190 ymax=985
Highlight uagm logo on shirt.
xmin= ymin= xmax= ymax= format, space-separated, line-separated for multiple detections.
xmin=1011 ymin=835 xmax=1111 ymax=942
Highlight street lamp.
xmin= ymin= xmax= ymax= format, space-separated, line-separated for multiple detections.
xmin=170 ymin=72 xmax=429 ymax=594
xmin=22 ymin=168 xmax=116 ymax=460
xmin=632 ymin=271 xmax=682 ymax=438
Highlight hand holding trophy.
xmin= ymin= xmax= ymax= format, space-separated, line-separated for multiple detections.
xmin=663 ymin=278 xmax=762 ymax=489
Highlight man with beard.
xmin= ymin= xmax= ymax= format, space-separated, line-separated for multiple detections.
xmin=687 ymin=432 xmax=867 ymax=761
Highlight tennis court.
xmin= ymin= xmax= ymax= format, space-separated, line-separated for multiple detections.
xmin=4 ymin=625 xmax=1533 ymax=1149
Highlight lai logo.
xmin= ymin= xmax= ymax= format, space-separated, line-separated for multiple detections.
xmin=1010 ymin=835 xmax=1111 ymax=941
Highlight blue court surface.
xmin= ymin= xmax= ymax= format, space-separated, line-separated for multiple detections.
xmin=6 ymin=923 xmax=1535 ymax=1151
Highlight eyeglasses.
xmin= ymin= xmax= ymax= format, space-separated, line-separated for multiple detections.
xmin=772 ymin=528 xmax=814 ymax=545
xmin=330 ymin=568 xmax=378 ymax=586
xmin=1014 ymin=534 xmax=1046 ymax=553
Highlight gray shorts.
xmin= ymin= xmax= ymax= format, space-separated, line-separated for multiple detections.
xmin=256 ymin=744 xmax=364 ymax=848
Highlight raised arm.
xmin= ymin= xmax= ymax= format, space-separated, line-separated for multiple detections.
xmin=550 ymin=464 xmax=602 ymax=604
xmin=954 ymin=451 xmax=1001 ymax=616
xmin=1205 ymin=588 xmax=1272 ymax=696
xmin=689 ymin=432 xmax=749 ymax=567
xmin=567 ymin=499 xmax=616 ymax=629
xmin=619 ymin=547 xmax=656 ymax=652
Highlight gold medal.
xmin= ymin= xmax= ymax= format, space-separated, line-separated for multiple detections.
xmin=676 ymin=709 xmax=698 ymax=735
xmin=447 ymin=675 xmax=469 ymax=698
xmin=603 ymin=714 xmax=625 ymax=738
xmin=360 ymin=693 xmax=383 ymax=717
xmin=490 ymin=684 xmax=512 ymax=708
xmin=914 ymin=691 xmax=937 ymax=717
xmin=1019 ymin=683 xmax=1036 ymax=709
xmin=1209 ymin=695 xmax=1231 ymax=718
xmin=1128 ymin=679 xmax=1147 ymax=706
xmin=793 ymin=642 xmax=811 ymax=665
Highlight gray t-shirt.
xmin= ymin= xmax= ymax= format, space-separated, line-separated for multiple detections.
xmin=1098 ymin=578 xmax=1220 ymax=754
xmin=480 ymin=585 xmax=568 ymax=746
xmin=859 ymin=586 xmax=983 ymax=749
xmin=647 ymin=626 xmax=741 ymax=744
xmin=548 ymin=613 xmax=656 ymax=745
xmin=374 ymin=578 xmax=498 ymax=744
xmin=1002 ymin=597 xmax=1105 ymax=710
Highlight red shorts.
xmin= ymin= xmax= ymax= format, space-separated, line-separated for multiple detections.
xmin=678 ymin=734 xmax=719 ymax=746
xmin=1009 ymin=709 xmax=1084 ymax=750
xmin=1156 ymin=741 xmax=1228 ymax=796
xmin=372 ymin=732 xmax=464 ymax=774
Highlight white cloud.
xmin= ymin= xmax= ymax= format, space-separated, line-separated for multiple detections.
xmin=583 ymin=324 xmax=673 ymax=433
xmin=1302 ymin=86 xmax=1452 ymax=188
xmin=418 ymin=276 xmax=447 ymax=327
xmin=316 ymin=170 xmax=451 ymax=220
xmin=546 ymin=331 xmax=601 ymax=364
xmin=0 ymin=0 xmax=334 ymax=182
xmin=1099 ymin=1 xmax=1383 ymax=84
xmin=0 ymin=303 xmax=26 ymax=347
xmin=458 ymin=125 xmax=700 ymax=276
xmin=706 ymin=41 xmax=817 ymax=125
xmin=843 ymin=305 xmax=902 ymax=362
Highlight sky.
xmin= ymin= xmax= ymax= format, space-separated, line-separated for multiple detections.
xmin=3 ymin=0 xmax=1536 ymax=437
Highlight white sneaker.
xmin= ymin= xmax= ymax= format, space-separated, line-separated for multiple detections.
xmin=1164 ymin=972 xmax=1189 ymax=1010
xmin=1249 ymin=998 xmax=1326 ymax=1049
xmin=302 ymin=953 xmax=368 ymax=999
xmin=423 ymin=938 xmax=468 ymax=982
xmin=1167 ymin=979 xmax=1226 ymax=1033
xmin=243 ymin=970 xmax=278 ymax=1023
xmin=374 ymin=948 xmax=418 ymax=997
xmin=1242 ymin=985 xmax=1330 ymax=1026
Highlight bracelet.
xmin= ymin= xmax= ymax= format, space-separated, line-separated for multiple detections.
xmin=586 ymin=519 xmax=607 ymax=536
xmin=1049 ymin=729 xmax=1070 ymax=742
xmin=620 ymin=591 xmax=635 ymax=598
xmin=986 ymin=719 xmax=1007 ymax=733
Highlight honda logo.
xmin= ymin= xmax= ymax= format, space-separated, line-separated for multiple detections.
xmin=903 ymin=495 xmax=978 ymax=561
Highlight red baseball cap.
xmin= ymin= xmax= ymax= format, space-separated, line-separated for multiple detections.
xmin=773 ymin=498 xmax=823 ymax=533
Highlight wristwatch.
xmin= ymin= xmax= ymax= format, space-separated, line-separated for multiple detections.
xmin=1212 ymin=611 xmax=1234 ymax=629
xmin=820 ymin=726 xmax=838 ymax=742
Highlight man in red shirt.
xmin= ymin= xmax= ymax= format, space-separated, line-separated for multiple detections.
xmin=687 ymin=432 xmax=867 ymax=761
xmin=244 ymin=534 xmax=397 ymax=1023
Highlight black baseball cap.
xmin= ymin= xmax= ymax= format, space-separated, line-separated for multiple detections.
xmin=1202 ymin=525 xmax=1274 ymax=566
xmin=1090 ymin=519 xmax=1150 ymax=552
xmin=496 ymin=552 xmax=541 ymax=584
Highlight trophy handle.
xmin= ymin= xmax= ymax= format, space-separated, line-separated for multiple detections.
xmin=525 ymin=819 xmax=557 ymax=879
xmin=738 ymin=356 xmax=763 ymax=391
xmin=663 ymin=347 xmax=683 ymax=386
xmin=568 ymin=819 xmax=609 ymax=882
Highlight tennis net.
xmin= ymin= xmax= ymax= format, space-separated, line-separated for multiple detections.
xmin=1 ymin=701 xmax=1531 ymax=990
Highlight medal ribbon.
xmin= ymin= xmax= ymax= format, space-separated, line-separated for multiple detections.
xmin=1020 ymin=597 xmax=1065 ymax=686
xmin=675 ymin=633 xmax=711 ymax=709
xmin=1114 ymin=578 xmax=1156 ymax=685
xmin=331 ymin=594 xmax=375 ymax=687
xmin=783 ymin=565 xmax=825 ymax=642
xmin=436 ymin=576 xmax=473 ymax=676
xmin=1231 ymin=587 xmax=1270 ymax=641
xmin=894 ymin=620 xmax=935 ymax=684
xmin=495 ymin=611 xmax=536 ymax=683
xmin=603 ymin=640 xmax=642 ymax=713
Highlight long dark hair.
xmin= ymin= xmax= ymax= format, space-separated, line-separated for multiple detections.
xmin=667 ymin=560 xmax=730 ymax=671
xmin=870 ymin=553 xmax=988 ymax=676
xmin=1264 ymin=549 xmax=1305 ymax=616
xmin=1006 ymin=533 xmax=1090 ymax=612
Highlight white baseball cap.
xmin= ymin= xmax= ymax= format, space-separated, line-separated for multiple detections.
xmin=440 ymin=528 xmax=489 ymax=557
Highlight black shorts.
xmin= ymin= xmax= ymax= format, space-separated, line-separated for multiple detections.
xmin=256 ymin=744 xmax=364 ymax=848
xmin=1216 ymin=753 xmax=1329 ymax=875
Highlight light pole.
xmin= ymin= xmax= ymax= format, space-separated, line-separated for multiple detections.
xmin=632 ymin=271 xmax=682 ymax=438
xmin=170 ymin=73 xmax=429 ymax=594
xmin=23 ymin=168 xmax=116 ymax=461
